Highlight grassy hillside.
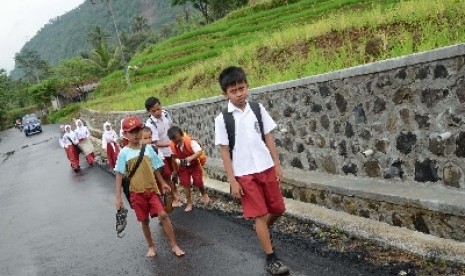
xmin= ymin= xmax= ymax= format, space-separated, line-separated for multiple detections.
xmin=87 ymin=0 xmax=465 ymax=111
xmin=10 ymin=0 xmax=184 ymax=78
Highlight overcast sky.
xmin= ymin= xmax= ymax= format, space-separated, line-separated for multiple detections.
xmin=0 ymin=0 xmax=85 ymax=73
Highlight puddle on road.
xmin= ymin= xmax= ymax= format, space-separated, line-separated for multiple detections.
xmin=1 ymin=137 xmax=54 ymax=163
xmin=2 ymin=151 xmax=15 ymax=163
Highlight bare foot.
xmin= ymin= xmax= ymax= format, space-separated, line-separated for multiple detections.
xmin=172 ymin=245 xmax=185 ymax=257
xmin=146 ymin=247 xmax=157 ymax=258
xmin=200 ymin=194 xmax=210 ymax=205
xmin=184 ymin=204 xmax=193 ymax=212
xmin=172 ymin=201 xmax=183 ymax=207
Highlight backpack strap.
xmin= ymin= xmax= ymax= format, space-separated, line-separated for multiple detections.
xmin=151 ymin=144 xmax=159 ymax=155
xmin=222 ymin=108 xmax=235 ymax=160
xmin=183 ymin=136 xmax=195 ymax=155
xmin=249 ymin=101 xmax=266 ymax=143
xmin=148 ymin=116 xmax=157 ymax=129
xmin=127 ymin=144 xmax=146 ymax=180
xmin=222 ymin=102 xmax=266 ymax=160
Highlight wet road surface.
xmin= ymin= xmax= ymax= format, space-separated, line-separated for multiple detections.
xmin=1 ymin=126 xmax=392 ymax=276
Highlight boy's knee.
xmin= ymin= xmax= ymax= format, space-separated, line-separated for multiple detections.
xmin=158 ymin=211 xmax=168 ymax=220
xmin=141 ymin=218 xmax=150 ymax=225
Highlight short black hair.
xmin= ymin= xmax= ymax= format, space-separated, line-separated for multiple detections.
xmin=167 ymin=126 xmax=183 ymax=140
xmin=219 ymin=66 xmax=248 ymax=92
xmin=145 ymin=96 xmax=161 ymax=111
xmin=142 ymin=126 xmax=152 ymax=133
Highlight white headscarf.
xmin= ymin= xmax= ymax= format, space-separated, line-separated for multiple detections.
xmin=102 ymin=121 xmax=118 ymax=149
xmin=74 ymin=119 xmax=89 ymax=139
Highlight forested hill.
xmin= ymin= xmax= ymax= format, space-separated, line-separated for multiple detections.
xmin=10 ymin=0 xmax=182 ymax=78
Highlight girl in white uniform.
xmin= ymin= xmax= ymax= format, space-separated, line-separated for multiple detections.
xmin=75 ymin=119 xmax=95 ymax=166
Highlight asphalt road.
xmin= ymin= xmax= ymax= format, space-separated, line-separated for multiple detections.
xmin=0 ymin=125 xmax=395 ymax=276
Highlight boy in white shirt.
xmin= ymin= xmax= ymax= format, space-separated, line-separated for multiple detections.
xmin=145 ymin=97 xmax=182 ymax=207
xmin=214 ymin=66 xmax=289 ymax=276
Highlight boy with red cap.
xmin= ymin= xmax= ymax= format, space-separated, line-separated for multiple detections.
xmin=114 ymin=116 xmax=185 ymax=258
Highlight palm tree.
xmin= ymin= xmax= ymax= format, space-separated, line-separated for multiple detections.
xmin=90 ymin=0 xmax=125 ymax=65
xmin=86 ymin=41 xmax=120 ymax=76
xmin=87 ymin=26 xmax=110 ymax=48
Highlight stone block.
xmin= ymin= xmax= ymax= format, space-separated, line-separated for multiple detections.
xmin=443 ymin=165 xmax=462 ymax=188
xmin=421 ymin=89 xmax=448 ymax=108
xmin=353 ymin=104 xmax=367 ymax=124
xmin=291 ymin=158 xmax=303 ymax=169
xmin=414 ymin=113 xmax=430 ymax=129
xmin=320 ymin=115 xmax=330 ymax=130
xmin=345 ymin=122 xmax=354 ymax=138
xmin=429 ymin=136 xmax=444 ymax=156
xmin=434 ymin=64 xmax=449 ymax=79
xmin=342 ymin=163 xmax=358 ymax=176
xmin=373 ymin=96 xmax=386 ymax=113
xmin=393 ymin=87 xmax=412 ymax=104
xmin=457 ymin=79 xmax=465 ymax=103
xmin=414 ymin=159 xmax=439 ymax=182
xmin=312 ymin=104 xmax=323 ymax=113
xmin=322 ymin=156 xmax=337 ymax=174
xmin=314 ymin=134 xmax=326 ymax=148
xmin=359 ymin=129 xmax=372 ymax=140
xmin=319 ymin=85 xmax=331 ymax=97
xmin=415 ymin=66 xmax=429 ymax=80
xmin=364 ymin=160 xmax=381 ymax=177
xmin=335 ymin=93 xmax=347 ymax=113
xmin=396 ymin=131 xmax=417 ymax=155
xmin=457 ymin=132 xmax=465 ymax=157
xmin=375 ymin=139 xmax=390 ymax=154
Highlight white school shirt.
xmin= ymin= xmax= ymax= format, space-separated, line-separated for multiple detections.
xmin=62 ymin=132 xmax=77 ymax=148
xmin=214 ymin=101 xmax=277 ymax=177
xmin=102 ymin=130 xmax=118 ymax=150
xmin=145 ymin=112 xmax=173 ymax=157
xmin=75 ymin=126 xmax=90 ymax=140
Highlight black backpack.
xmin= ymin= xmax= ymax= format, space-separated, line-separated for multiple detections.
xmin=222 ymin=101 xmax=265 ymax=160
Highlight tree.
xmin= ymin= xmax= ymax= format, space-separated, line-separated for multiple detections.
xmin=54 ymin=57 xmax=98 ymax=92
xmin=87 ymin=26 xmax=111 ymax=49
xmin=172 ymin=0 xmax=212 ymax=23
xmin=90 ymin=0 xmax=126 ymax=65
xmin=131 ymin=15 xmax=151 ymax=33
xmin=27 ymin=79 xmax=58 ymax=105
xmin=14 ymin=49 xmax=51 ymax=83
xmin=171 ymin=0 xmax=249 ymax=23
xmin=86 ymin=40 xmax=120 ymax=76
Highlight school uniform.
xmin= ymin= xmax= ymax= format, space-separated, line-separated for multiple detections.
xmin=115 ymin=143 xmax=165 ymax=221
xmin=102 ymin=122 xmax=120 ymax=169
xmin=62 ymin=128 xmax=80 ymax=169
xmin=215 ymin=101 xmax=285 ymax=218
xmin=171 ymin=138 xmax=204 ymax=189
xmin=75 ymin=120 xmax=95 ymax=165
xmin=145 ymin=112 xmax=174 ymax=179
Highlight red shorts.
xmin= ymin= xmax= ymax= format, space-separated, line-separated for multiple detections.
xmin=236 ymin=167 xmax=285 ymax=218
xmin=179 ymin=164 xmax=204 ymax=189
xmin=162 ymin=156 xmax=174 ymax=180
xmin=130 ymin=191 xmax=165 ymax=221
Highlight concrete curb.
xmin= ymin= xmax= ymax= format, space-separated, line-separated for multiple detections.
xmin=203 ymin=177 xmax=465 ymax=265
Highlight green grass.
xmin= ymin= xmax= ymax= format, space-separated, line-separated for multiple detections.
xmin=85 ymin=0 xmax=465 ymax=111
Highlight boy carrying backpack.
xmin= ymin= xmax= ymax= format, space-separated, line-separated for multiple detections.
xmin=168 ymin=126 xmax=210 ymax=212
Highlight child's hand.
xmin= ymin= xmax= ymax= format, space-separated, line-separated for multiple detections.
xmin=115 ymin=196 xmax=123 ymax=210
xmin=275 ymin=165 xmax=284 ymax=183
xmin=230 ymin=180 xmax=244 ymax=199
xmin=162 ymin=183 xmax=171 ymax=194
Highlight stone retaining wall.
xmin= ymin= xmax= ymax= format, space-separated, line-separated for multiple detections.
xmin=82 ymin=44 xmax=465 ymax=189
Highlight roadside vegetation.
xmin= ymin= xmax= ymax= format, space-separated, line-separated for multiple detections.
xmin=87 ymin=0 xmax=465 ymax=111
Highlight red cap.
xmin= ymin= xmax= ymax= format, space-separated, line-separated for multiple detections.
xmin=121 ymin=116 xmax=143 ymax=132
